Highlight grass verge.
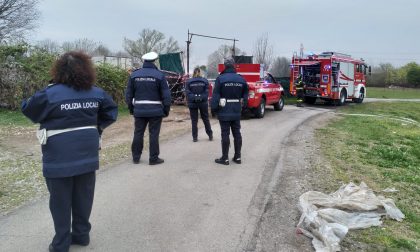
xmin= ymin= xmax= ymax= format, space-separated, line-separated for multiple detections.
xmin=0 ymin=108 xmax=33 ymax=127
xmin=368 ymin=87 xmax=420 ymax=99
xmin=314 ymin=102 xmax=420 ymax=251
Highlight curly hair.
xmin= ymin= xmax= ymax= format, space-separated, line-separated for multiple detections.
xmin=51 ymin=51 xmax=96 ymax=90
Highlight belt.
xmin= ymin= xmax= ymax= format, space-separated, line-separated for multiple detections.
xmin=133 ymin=100 xmax=162 ymax=105
xmin=37 ymin=126 xmax=97 ymax=145
xmin=226 ymin=99 xmax=240 ymax=102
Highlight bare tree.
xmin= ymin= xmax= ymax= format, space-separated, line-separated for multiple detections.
xmin=62 ymin=38 xmax=98 ymax=55
xmin=123 ymin=28 xmax=180 ymax=61
xmin=206 ymin=44 xmax=243 ymax=78
xmin=93 ymin=44 xmax=111 ymax=56
xmin=0 ymin=0 xmax=40 ymax=42
xmin=253 ymin=33 xmax=274 ymax=71
xmin=269 ymin=56 xmax=291 ymax=77
xmin=35 ymin=39 xmax=61 ymax=55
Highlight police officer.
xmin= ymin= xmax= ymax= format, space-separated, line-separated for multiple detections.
xmin=21 ymin=51 xmax=118 ymax=252
xmin=125 ymin=51 xmax=171 ymax=165
xmin=211 ymin=58 xmax=248 ymax=165
xmin=186 ymin=67 xmax=213 ymax=142
xmin=296 ymin=74 xmax=304 ymax=107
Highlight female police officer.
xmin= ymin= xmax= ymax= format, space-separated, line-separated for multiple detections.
xmin=21 ymin=51 xmax=118 ymax=252
xmin=185 ymin=67 xmax=213 ymax=142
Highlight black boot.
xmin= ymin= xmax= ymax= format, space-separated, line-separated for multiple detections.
xmin=215 ymin=140 xmax=229 ymax=165
xmin=232 ymin=138 xmax=242 ymax=164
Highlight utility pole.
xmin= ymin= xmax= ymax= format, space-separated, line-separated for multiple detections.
xmin=300 ymin=43 xmax=304 ymax=58
xmin=186 ymin=30 xmax=238 ymax=76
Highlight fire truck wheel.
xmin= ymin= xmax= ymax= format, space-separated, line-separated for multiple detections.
xmin=255 ymin=98 xmax=266 ymax=118
xmin=353 ymin=90 xmax=365 ymax=103
xmin=337 ymin=90 xmax=347 ymax=106
xmin=273 ymin=97 xmax=284 ymax=111
xmin=304 ymin=97 xmax=317 ymax=104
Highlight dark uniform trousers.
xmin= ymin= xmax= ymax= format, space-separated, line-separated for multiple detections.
xmin=132 ymin=117 xmax=163 ymax=162
xmin=296 ymin=80 xmax=304 ymax=106
xmin=45 ymin=172 xmax=96 ymax=252
xmin=189 ymin=102 xmax=212 ymax=139
xmin=219 ymin=120 xmax=242 ymax=159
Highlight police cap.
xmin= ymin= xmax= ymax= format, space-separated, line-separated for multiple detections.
xmin=142 ymin=52 xmax=159 ymax=62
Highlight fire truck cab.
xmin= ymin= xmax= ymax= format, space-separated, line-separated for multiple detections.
xmin=290 ymin=52 xmax=370 ymax=105
xmin=214 ymin=63 xmax=285 ymax=118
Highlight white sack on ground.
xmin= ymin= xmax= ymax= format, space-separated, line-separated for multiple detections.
xmin=297 ymin=182 xmax=404 ymax=252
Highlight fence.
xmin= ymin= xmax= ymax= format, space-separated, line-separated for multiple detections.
xmin=92 ymin=56 xmax=133 ymax=70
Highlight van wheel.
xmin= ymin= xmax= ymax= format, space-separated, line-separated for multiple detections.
xmin=273 ymin=97 xmax=284 ymax=111
xmin=255 ymin=98 xmax=266 ymax=118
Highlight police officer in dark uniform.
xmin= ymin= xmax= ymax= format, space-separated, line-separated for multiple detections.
xmin=296 ymin=74 xmax=304 ymax=107
xmin=186 ymin=67 xmax=213 ymax=142
xmin=21 ymin=51 xmax=118 ymax=252
xmin=125 ymin=52 xmax=171 ymax=165
xmin=211 ymin=58 xmax=248 ymax=165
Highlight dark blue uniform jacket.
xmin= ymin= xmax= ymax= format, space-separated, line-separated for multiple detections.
xmin=21 ymin=84 xmax=118 ymax=178
xmin=125 ymin=61 xmax=171 ymax=117
xmin=211 ymin=67 xmax=248 ymax=121
xmin=185 ymin=77 xmax=209 ymax=109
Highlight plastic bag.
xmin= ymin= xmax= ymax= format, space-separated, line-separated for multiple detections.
xmin=297 ymin=182 xmax=404 ymax=252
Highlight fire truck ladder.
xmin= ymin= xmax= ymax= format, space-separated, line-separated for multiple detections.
xmin=292 ymin=52 xmax=300 ymax=83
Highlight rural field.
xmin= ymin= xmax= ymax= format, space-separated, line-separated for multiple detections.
xmin=367 ymin=87 xmax=420 ymax=99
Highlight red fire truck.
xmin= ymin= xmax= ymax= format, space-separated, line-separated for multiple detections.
xmin=210 ymin=63 xmax=285 ymax=118
xmin=290 ymin=52 xmax=370 ymax=105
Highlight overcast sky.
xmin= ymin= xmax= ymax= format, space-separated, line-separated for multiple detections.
xmin=31 ymin=0 xmax=420 ymax=68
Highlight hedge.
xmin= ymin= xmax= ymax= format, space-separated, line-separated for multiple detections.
xmin=0 ymin=45 xmax=129 ymax=110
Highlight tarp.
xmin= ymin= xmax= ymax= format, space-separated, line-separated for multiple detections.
xmin=234 ymin=55 xmax=253 ymax=64
xmin=159 ymin=52 xmax=184 ymax=74
xmin=297 ymin=182 xmax=404 ymax=252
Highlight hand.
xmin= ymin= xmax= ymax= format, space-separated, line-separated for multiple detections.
xmin=163 ymin=106 xmax=170 ymax=117
xmin=129 ymin=107 xmax=134 ymax=115
xmin=211 ymin=109 xmax=217 ymax=117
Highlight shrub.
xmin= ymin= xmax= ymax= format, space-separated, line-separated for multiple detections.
xmin=0 ymin=44 xmax=129 ymax=109
xmin=0 ymin=44 xmax=55 ymax=109
xmin=95 ymin=63 xmax=129 ymax=105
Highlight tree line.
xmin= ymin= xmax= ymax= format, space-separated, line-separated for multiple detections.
xmin=368 ymin=62 xmax=420 ymax=88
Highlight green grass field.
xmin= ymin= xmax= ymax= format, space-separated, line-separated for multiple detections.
xmin=316 ymin=102 xmax=420 ymax=251
xmin=368 ymin=87 xmax=420 ymax=99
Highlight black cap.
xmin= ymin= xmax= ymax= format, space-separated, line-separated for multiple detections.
xmin=224 ymin=58 xmax=235 ymax=67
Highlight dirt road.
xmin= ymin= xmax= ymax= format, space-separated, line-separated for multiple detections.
xmin=0 ymin=105 xmax=333 ymax=251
